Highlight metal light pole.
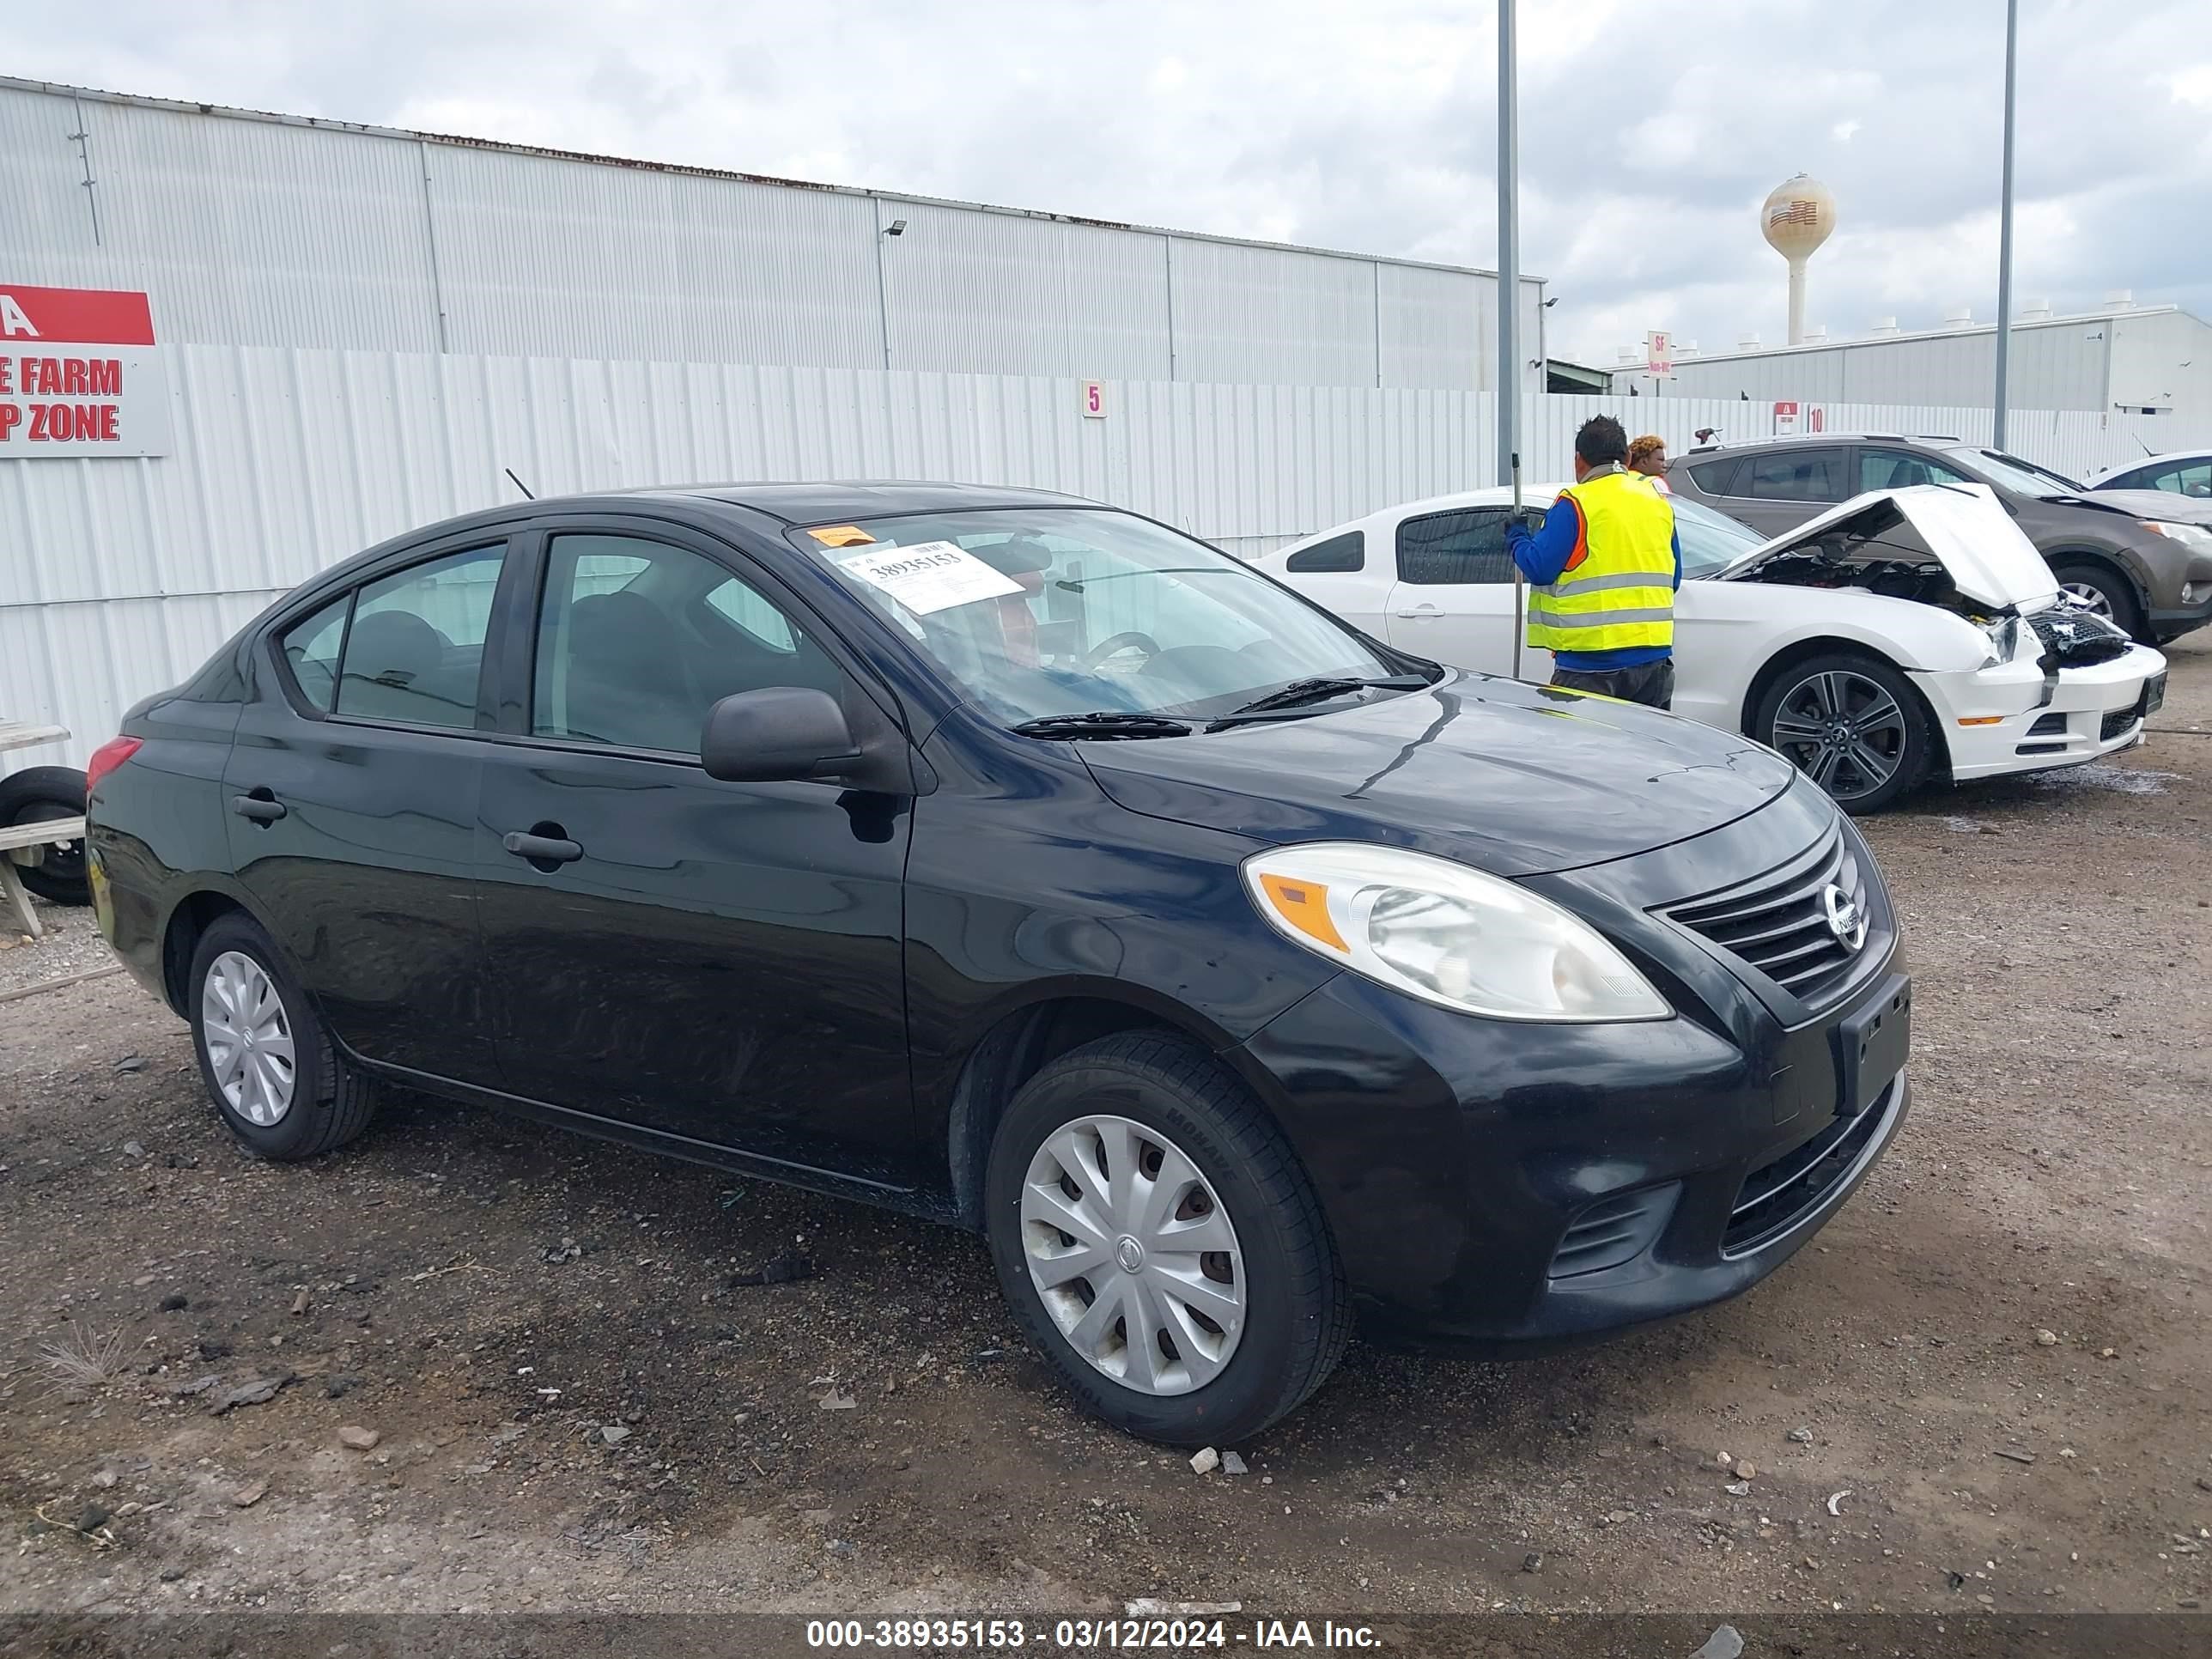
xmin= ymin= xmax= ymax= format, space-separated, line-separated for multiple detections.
xmin=1993 ymin=0 xmax=2019 ymax=451
xmin=1498 ymin=0 xmax=1525 ymax=678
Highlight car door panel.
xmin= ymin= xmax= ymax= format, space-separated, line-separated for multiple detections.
xmin=471 ymin=521 xmax=916 ymax=1184
xmin=1382 ymin=507 xmax=1523 ymax=678
xmin=224 ymin=537 xmax=514 ymax=1083
xmin=1277 ymin=529 xmax=1394 ymax=639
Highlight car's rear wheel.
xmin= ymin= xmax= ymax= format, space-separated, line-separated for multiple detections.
xmin=1753 ymin=652 xmax=1935 ymax=815
xmin=0 ymin=765 xmax=90 ymax=906
xmin=984 ymin=1032 xmax=1349 ymax=1445
xmin=2050 ymin=559 xmax=2146 ymax=641
xmin=188 ymin=913 xmax=379 ymax=1160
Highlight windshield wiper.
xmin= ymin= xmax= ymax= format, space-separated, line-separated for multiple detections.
xmin=1205 ymin=675 xmax=1432 ymax=731
xmin=1009 ymin=711 xmax=1193 ymax=740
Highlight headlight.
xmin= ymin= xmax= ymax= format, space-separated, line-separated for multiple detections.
xmin=2142 ymin=520 xmax=2212 ymax=555
xmin=1242 ymin=843 xmax=1671 ymax=1022
xmin=1977 ymin=614 xmax=2021 ymax=667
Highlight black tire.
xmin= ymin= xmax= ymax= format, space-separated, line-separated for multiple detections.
xmin=1752 ymin=651 xmax=1936 ymax=815
xmin=2049 ymin=558 xmax=2147 ymax=642
xmin=187 ymin=913 xmax=379 ymax=1161
xmin=0 ymin=765 xmax=90 ymax=906
xmin=984 ymin=1031 xmax=1350 ymax=1445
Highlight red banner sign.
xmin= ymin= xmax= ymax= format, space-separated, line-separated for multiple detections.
xmin=0 ymin=284 xmax=157 ymax=346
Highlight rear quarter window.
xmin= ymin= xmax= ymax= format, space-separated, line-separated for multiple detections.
xmin=1285 ymin=531 xmax=1364 ymax=574
xmin=1686 ymin=457 xmax=1746 ymax=496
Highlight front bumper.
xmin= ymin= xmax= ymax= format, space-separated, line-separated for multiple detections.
xmin=2146 ymin=550 xmax=2212 ymax=636
xmin=1228 ymin=782 xmax=1911 ymax=1352
xmin=1916 ymin=643 xmax=2167 ymax=782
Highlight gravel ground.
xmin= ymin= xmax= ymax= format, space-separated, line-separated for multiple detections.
xmin=2 ymin=638 xmax=2208 ymax=1627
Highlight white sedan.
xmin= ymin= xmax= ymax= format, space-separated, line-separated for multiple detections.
xmin=1261 ymin=482 xmax=2168 ymax=811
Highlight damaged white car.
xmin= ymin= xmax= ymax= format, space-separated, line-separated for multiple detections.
xmin=1263 ymin=482 xmax=2168 ymax=812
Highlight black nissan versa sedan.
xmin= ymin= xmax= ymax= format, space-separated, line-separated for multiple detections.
xmin=84 ymin=482 xmax=1911 ymax=1444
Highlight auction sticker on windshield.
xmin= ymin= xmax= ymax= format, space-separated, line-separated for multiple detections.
xmin=839 ymin=541 xmax=1022 ymax=616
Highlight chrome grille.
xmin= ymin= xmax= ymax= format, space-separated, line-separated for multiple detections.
xmin=1668 ymin=829 xmax=1866 ymax=1006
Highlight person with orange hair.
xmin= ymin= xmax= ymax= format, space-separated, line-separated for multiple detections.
xmin=1626 ymin=433 xmax=1671 ymax=493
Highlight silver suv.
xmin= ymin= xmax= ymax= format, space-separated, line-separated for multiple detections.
xmin=1667 ymin=433 xmax=2212 ymax=643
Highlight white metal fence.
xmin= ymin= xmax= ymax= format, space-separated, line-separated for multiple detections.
xmin=2 ymin=344 xmax=2197 ymax=770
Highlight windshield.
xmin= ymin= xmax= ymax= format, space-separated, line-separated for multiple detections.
xmin=790 ymin=507 xmax=1413 ymax=725
xmin=1670 ymin=497 xmax=1769 ymax=578
xmin=1954 ymin=448 xmax=2084 ymax=498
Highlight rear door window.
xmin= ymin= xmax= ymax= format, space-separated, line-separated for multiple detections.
xmin=1745 ymin=448 xmax=1847 ymax=504
xmin=1396 ymin=509 xmax=1514 ymax=585
xmin=333 ymin=545 xmax=506 ymax=729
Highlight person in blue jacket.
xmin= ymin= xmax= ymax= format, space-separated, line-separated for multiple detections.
xmin=1504 ymin=415 xmax=1685 ymax=710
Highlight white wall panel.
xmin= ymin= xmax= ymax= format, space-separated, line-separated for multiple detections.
xmin=880 ymin=204 xmax=1173 ymax=380
xmin=0 ymin=83 xmax=441 ymax=353
xmin=424 ymin=143 xmax=884 ymax=368
xmin=1169 ymin=240 xmax=1380 ymax=388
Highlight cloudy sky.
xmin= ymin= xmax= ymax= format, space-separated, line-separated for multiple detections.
xmin=9 ymin=0 xmax=2209 ymax=368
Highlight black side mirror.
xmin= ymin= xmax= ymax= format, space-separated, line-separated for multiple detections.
xmin=700 ymin=688 xmax=859 ymax=783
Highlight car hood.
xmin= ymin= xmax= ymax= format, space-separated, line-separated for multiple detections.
xmin=1717 ymin=483 xmax=2058 ymax=611
xmin=2075 ymin=487 xmax=2212 ymax=526
xmin=1079 ymin=671 xmax=1800 ymax=878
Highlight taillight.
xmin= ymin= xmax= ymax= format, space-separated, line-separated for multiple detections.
xmin=85 ymin=736 xmax=143 ymax=797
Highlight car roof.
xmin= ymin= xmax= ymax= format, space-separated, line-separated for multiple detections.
xmin=2101 ymin=450 xmax=2212 ymax=471
xmin=297 ymin=481 xmax=1110 ymax=601
xmin=651 ymin=479 xmax=1100 ymax=522
xmin=1684 ymin=432 xmax=1963 ymax=454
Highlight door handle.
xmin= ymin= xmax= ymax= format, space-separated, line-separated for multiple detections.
xmin=232 ymin=793 xmax=288 ymax=823
xmin=1394 ymin=604 xmax=1442 ymax=619
xmin=501 ymin=829 xmax=583 ymax=866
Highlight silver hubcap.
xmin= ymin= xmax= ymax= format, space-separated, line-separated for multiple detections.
xmin=1020 ymin=1115 xmax=1245 ymax=1395
xmin=201 ymin=951 xmax=297 ymax=1127
xmin=1769 ymin=670 xmax=1907 ymax=803
xmin=2061 ymin=580 xmax=2113 ymax=619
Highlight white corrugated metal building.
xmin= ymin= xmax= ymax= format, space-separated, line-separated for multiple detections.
xmin=1609 ymin=301 xmax=2212 ymax=434
xmin=1 ymin=78 xmax=1546 ymax=389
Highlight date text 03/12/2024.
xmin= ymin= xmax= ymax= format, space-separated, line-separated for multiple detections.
xmin=804 ymin=1618 xmax=1382 ymax=1649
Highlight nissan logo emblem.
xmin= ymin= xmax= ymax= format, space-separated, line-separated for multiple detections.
xmin=1822 ymin=882 xmax=1867 ymax=951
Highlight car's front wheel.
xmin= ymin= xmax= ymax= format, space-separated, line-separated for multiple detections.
xmin=984 ymin=1032 xmax=1350 ymax=1445
xmin=188 ymin=913 xmax=379 ymax=1160
xmin=1753 ymin=652 xmax=1936 ymax=814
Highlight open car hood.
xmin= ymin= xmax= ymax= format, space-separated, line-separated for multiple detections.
xmin=1717 ymin=482 xmax=2059 ymax=612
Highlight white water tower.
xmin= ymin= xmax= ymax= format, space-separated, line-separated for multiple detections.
xmin=1761 ymin=174 xmax=1837 ymax=346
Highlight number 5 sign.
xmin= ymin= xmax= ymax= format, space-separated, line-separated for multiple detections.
xmin=1082 ymin=380 xmax=1106 ymax=418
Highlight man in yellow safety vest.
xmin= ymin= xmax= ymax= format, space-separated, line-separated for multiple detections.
xmin=1504 ymin=414 xmax=1683 ymax=710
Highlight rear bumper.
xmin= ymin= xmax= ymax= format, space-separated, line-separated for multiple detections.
xmin=1917 ymin=644 xmax=2167 ymax=781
